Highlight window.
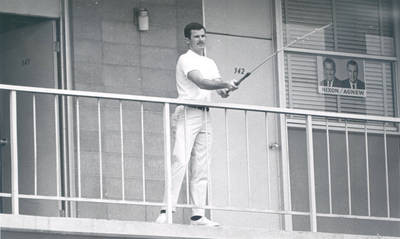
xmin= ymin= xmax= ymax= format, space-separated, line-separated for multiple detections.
xmin=282 ymin=0 xmax=396 ymax=116
xmin=283 ymin=0 xmax=394 ymax=56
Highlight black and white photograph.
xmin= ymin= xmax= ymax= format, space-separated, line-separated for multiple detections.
xmin=0 ymin=0 xmax=399 ymax=239
xmin=318 ymin=56 xmax=366 ymax=97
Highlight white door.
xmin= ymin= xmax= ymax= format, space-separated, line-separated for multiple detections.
xmin=204 ymin=0 xmax=282 ymax=229
xmin=0 ymin=19 xmax=60 ymax=216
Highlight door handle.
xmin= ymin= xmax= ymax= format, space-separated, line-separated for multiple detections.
xmin=269 ymin=143 xmax=280 ymax=150
xmin=0 ymin=138 xmax=8 ymax=146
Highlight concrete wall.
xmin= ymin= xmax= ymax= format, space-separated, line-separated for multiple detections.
xmin=0 ymin=0 xmax=60 ymax=18
xmin=70 ymin=0 xmax=202 ymax=223
xmin=288 ymin=127 xmax=400 ymax=237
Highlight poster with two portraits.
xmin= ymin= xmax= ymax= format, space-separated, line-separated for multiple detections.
xmin=317 ymin=56 xmax=366 ymax=97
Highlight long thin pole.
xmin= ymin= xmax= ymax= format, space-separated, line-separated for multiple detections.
xmin=234 ymin=23 xmax=332 ymax=86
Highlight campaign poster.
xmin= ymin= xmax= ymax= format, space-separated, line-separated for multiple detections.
xmin=317 ymin=56 xmax=366 ymax=97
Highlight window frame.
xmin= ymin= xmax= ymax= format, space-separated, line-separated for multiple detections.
xmin=280 ymin=0 xmax=399 ymax=122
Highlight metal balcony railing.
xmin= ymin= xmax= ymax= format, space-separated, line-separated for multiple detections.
xmin=0 ymin=83 xmax=399 ymax=234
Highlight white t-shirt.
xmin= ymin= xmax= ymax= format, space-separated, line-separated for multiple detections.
xmin=176 ymin=49 xmax=221 ymax=102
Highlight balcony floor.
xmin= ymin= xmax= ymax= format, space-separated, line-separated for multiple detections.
xmin=0 ymin=214 xmax=398 ymax=239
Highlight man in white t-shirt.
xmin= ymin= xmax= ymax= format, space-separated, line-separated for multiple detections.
xmin=156 ymin=22 xmax=238 ymax=227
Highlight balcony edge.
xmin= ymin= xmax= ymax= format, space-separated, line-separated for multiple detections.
xmin=0 ymin=214 xmax=398 ymax=239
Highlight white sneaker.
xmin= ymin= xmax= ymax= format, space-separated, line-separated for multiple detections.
xmin=190 ymin=217 xmax=220 ymax=227
xmin=155 ymin=213 xmax=167 ymax=224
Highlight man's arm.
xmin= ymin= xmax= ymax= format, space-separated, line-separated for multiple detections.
xmin=187 ymin=70 xmax=237 ymax=91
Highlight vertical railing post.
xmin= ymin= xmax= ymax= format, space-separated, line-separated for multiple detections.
xmin=279 ymin=113 xmax=293 ymax=231
xmin=97 ymin=99 xmax=103 ymax=199
xmin=10 ymin=90 xmax=19 ymax=215
xmin=54 ymin=95 xmax=61 ymax=198
xmin=306 ymin=115 xmax=317 ymax=232
xmin=140 ymin=103 xmax=146 ymax=202
xmin=76 ymin=98 xmax=82 ymax=198
xmin=119 ymin=100 xmax=125 ymax=201
xmin=244 ymin=110 xmax=251 ymax=208
xmin=224 ymin=109 xmax=231 ymax=206
xmin=163 ymin=103 xmax=172 ymax=224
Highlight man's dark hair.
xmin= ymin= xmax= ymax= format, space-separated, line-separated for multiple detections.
xmin=346 ymin=59 xmax=358 ymax=71
xmin=184 ymin=22 xmax=206 ymax=39
xmin=323 ymin=58 xmax=336 ymax=71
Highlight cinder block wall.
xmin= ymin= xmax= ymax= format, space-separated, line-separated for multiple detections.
xmin=71 ymin=0 xmax=202 ymax=222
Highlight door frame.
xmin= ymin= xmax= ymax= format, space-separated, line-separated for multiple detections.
xmin=0 ymin=0 xmax=76 ymax=218
xmin=0 ymin=13 xmax=69 ymax=216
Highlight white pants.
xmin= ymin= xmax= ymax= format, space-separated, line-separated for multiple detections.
xmin=162 ymin=105 xmax=212 ymax=216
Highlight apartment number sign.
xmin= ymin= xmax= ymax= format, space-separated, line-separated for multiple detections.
xmin=234 ymin=67 xmax=246 ymax=75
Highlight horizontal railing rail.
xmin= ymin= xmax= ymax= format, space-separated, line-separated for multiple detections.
xmin=1 ymin=84 xmax=400 ymax=123
xmin=0 ymin=83 xmax=399 ymax=235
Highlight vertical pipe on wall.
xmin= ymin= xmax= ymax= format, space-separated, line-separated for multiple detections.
xmin=53 ymin=18 xmax=67 ymax=216
xmin=306 ymin=115 xmax=317 ymax=232
xmin=274 ymin=0 xmax=293 ymax=231
xmin=62 ymin=0 xmax=76 ymax=217
xmin=10 ymin=91 xmax=19 ymax=215
xmin=63 ymin=0 xmax=73 ymax=91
